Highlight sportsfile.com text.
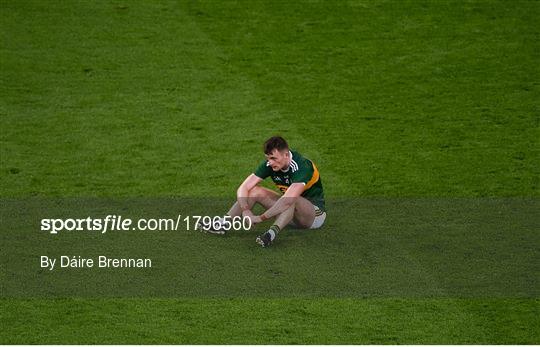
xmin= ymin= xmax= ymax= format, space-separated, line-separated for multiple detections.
xmin=40 ymin=215 xmax=251 ymax=234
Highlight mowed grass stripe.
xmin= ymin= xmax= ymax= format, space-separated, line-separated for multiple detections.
xmin=179 ymin=0 xmax=539 ymax=197
xmin=0 ymin=298 xmax=538 ymax=344
xmin=1 ymin=1 xmax=538 ymax=344
xmin=2 ymin=1 xmax=538 ymax=198
xmin=1 ymin=1 xmax=295 ymax=197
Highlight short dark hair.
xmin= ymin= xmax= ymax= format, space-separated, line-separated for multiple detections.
xmin=263 ymin=136 xmax=289 ymax=155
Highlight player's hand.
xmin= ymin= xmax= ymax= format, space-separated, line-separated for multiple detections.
xmin=242 ymin=209 xmax=253 ymax=217
xmin=242 ymin=209 xmax=255 ymax=221
xmin=242 ymin=210 xmax=261 ymax=224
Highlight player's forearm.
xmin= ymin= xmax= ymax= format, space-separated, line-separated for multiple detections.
xmin=236 ymin=174 xmax=262 ymax=211
xmin=261 ymin=196 xmax=295 ymax=219
xmin=236 ymin=184 xmax=250 ymax=210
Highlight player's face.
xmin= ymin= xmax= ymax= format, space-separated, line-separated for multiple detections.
xmin=265 ymin=149 xmax=290 ymax=171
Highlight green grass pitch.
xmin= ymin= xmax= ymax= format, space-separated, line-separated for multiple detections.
xmin=1 ymin=0 xmax=539 ymax=344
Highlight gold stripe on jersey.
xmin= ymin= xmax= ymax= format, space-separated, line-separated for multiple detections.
xmin=304 ymin=162 xmax=320 ymax=191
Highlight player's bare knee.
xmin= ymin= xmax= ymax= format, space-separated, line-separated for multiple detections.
xmin=248 ymin=186 xmax=271 ymax=201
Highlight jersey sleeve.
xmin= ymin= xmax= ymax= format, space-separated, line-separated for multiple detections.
xmin=291 ymin=159 xmax=313 ymax=184
xmin=254 ymin=159 xmax=272 ymax=179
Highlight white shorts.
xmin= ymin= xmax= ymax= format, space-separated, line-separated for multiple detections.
xmin=310 ymin=205 xmax=326 ymax=229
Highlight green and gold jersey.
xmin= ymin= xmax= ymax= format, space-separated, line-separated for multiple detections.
xmin=254 ymin=150 xmax=325 ymax=211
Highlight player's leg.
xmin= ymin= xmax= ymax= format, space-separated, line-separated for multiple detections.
xmin=227 ymin=186 xmax=280 ymax=217
xmin=290 ymin=196 xmax=318 ymax=229
xmin=256 ymin=196 xmax=317 ymax=247
xmin=200 ymin=186 xmax=280 ymax=234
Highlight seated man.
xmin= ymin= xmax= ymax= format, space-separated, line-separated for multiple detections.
xmin=224 ymin=136 xmax=326 ymax=247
